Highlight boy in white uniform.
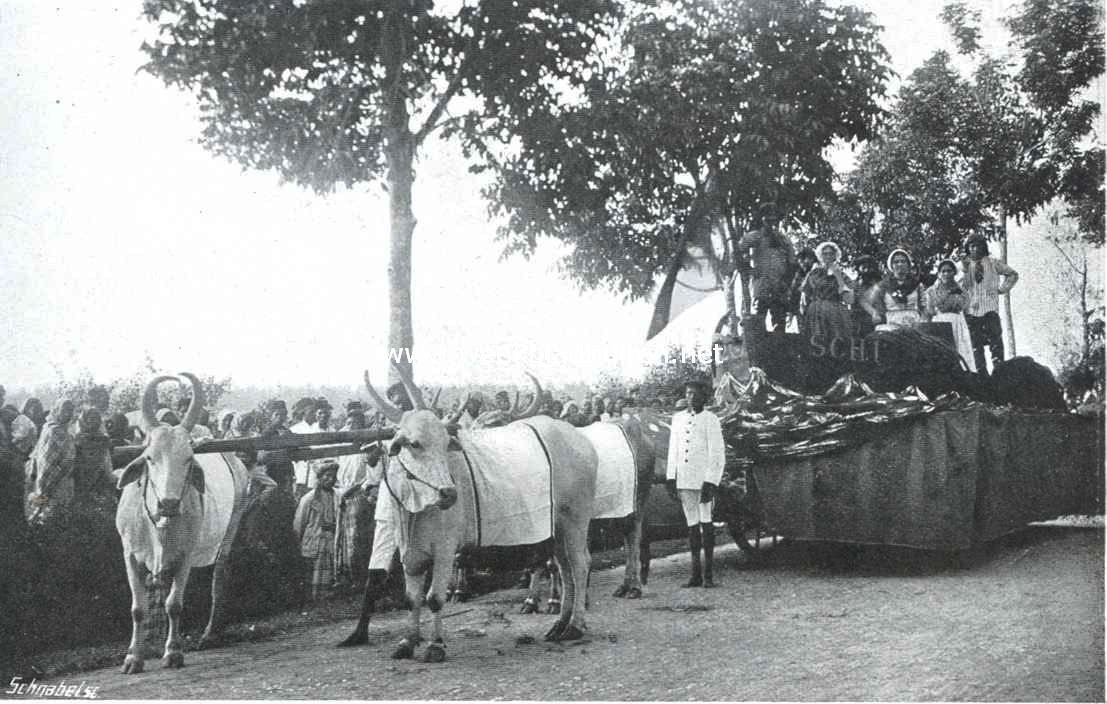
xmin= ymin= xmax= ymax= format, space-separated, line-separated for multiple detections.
xmin=666 ymin=380 xmax=726 ymax=588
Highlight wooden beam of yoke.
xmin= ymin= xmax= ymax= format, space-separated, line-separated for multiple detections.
xmin=100 ymin=428 xmax=398 ymax=469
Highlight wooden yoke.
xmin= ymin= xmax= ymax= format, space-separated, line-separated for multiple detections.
xmin=94 ymin=428 xmax=398 ymax=469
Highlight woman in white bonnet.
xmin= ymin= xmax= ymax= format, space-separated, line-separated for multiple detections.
xmin=864 ymin=248 xmax=928 ymax=330
xmin=926 ymin=258 xmax=977 ymax=372
xmin=800 ymin=240 xmax=854 ymax=341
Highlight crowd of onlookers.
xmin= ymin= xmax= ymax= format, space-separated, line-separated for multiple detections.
xmin=0 ymin=378 xmax=674 ymax=605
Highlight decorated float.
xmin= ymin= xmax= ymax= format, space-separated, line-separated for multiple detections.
xmin=644 ymin=320 xmax=1104 ymax=555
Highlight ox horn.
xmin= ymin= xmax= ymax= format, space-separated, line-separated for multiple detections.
xmin=512 ymin=373 xmax=544 ymax=420
xmin=390 ymin=361 xmax=428 ymax=411
xmin=141 ymin=375 xmax=179 ymax=431
xmin=363 ymin=370 xmax=404 ymax=424
xmin=178 ymin=372 xmax=204 ymax=432
xmin=447 ymin=393 xmax=471 ymax=425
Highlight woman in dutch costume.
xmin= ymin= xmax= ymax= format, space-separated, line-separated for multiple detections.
xmin=863 ymin=248 xmax=928 ymax=331
xmin=800 ymin=240 xmax=854 ymax=341
xmin=925 ymin=258 xmax=977 ymax=372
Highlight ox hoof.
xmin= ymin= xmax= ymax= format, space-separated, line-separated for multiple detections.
xmin=391 ymin=639 xmax=416 ymax=660
xmin=120 ymin=656 xmax=144 ymax=675
xmin=423 ymin=641 xmax=446 ymax=663
xmin=612 ymin=584 xmax=629 ymax=598
xmin=337 ymin=629 xmax=368 ymax=648
xmin=197 ymin=630 xmax=220 ymax=651
xmin=625 ymin=587 xmax=642 ymax=599
xmin=520 ymin=598 xmax=539 ymax=615
xmin=162 ymin=651 xmax=185 ymax=669
xmin=543 ymin=622 xmax=565 ymax=642
xmin=545 ymin=622 xmax=585 ymax=642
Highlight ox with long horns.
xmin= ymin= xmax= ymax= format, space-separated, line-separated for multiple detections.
xmin=114 ymin=373 xmax=250 ymax=674
xmin=351 ymin=363 xmax=597 ymax=661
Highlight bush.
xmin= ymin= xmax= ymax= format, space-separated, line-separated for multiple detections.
xmin=0 ymin=502 xmax=131 ymax=665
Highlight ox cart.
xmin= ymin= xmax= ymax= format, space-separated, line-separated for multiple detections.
xmin=644 ymin=321 xmax=1104 ymax=557
xmin=713 ymin=401 xmax=1103 ymax=556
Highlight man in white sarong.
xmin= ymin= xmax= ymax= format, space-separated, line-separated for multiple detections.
xmin=338 ymin=383 xmax=413 ymax=646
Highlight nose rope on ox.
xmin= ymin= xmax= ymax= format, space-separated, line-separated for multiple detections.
xmin=142 ymin=469 xmax=160 ymax=526
xmin=384 ymin=453 xmax=453 ymax=507
xmin=141 ymin=463 xmax=204 ymax=527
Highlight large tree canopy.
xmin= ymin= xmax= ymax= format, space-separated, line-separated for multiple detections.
xmin=485 ymin=0 xmax=891 ymax=307
xmin=833 ymin=0 xmax=1104 ymax=268
xmin=1007 ymin=0 xmax=1105 ymax=243
xmin=140 ymin=0 xmax=621 ymax=378
xmin=831 ymin=50 xmax=1042 ymax=268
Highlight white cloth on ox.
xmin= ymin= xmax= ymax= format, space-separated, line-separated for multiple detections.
xmin=453 ymin=423 xmax=554 ymax=547
xmin=576 ymin=422 xmax=636 ymax=520
xmin=184 ymin=452 xmax=248 ymax=566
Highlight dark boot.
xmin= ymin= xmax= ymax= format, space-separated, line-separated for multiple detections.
xmin=682 ymin=525 xmax=703 ymax=588
xmin=701 ymin=522 xmax=716 ymax=588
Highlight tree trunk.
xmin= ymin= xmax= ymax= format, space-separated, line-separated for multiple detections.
xmin=382 ymin=5 xmax=416 ymax=384
xmin=997 ymin=206 xmax=1016 ymax=357
xmin=723 ymin=221 xmax=741 ymax=334
xmin=1080 ymin=250 xmax=1090 ymax=359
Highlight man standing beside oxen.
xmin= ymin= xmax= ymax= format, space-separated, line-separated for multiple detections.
xmin=666 ymin=380 xmax=726 ymax=589
xmin=294 ymin=460 xmax=343 ymax=601
xmin=335 ymin=400 xmax=375 ymax=592
xmin=338 ymin=382 xmax=414 ymax=646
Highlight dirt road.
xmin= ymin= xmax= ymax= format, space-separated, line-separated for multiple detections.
xmin=57 ymin=525 xmax=1103 ymax=701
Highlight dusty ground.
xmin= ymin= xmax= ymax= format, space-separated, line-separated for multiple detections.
xmin=29 ymin=525 xmax=1105 ymax=701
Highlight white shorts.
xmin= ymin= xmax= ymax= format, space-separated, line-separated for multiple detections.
xmin=367 ymin=518 xmax=398 ymax=571
xmin=678 ymin=489 xmax=713 ymax=527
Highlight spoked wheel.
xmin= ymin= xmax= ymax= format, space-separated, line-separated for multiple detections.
xmin=726 ymin=518 xmax=782 ymax=556
xmin=721 ymin=468 xmax=784 ymax=562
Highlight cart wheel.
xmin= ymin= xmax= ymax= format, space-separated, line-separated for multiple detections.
xmin=724 ymin=468 xmax=782 ymax=560
xmin=727 ymin=518 xmax=778 ymax=557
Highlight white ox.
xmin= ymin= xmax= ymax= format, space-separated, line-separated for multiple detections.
xmin=516 ymin=417 xmax=657 ymax=613
xmin=114 ymin=373 xmax=249 ymax=674
xmin=362 ymin=364 xmax=598 ymax=661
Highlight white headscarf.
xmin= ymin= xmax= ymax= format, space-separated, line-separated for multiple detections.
xmin=815 ymin=240 xmax=842 ymax=263
xmin=886 ymin=248 xmax=913 ymax=271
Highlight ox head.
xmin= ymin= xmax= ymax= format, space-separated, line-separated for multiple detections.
xmin=116 ymin=373 xmax=207 ymax=580
xmin=364 ymin=363 xmax=456 ymax=513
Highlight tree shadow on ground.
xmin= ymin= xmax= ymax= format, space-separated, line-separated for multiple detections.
xmin=719 ymin=523 xmax=1103 ymax=577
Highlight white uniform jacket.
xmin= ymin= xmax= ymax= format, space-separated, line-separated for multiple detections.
xmin=665 ymin=408 xmax=726 ymax=490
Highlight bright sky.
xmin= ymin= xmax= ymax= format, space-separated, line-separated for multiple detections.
xmin=0 ymin=0 xmax=1100 ymax=392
